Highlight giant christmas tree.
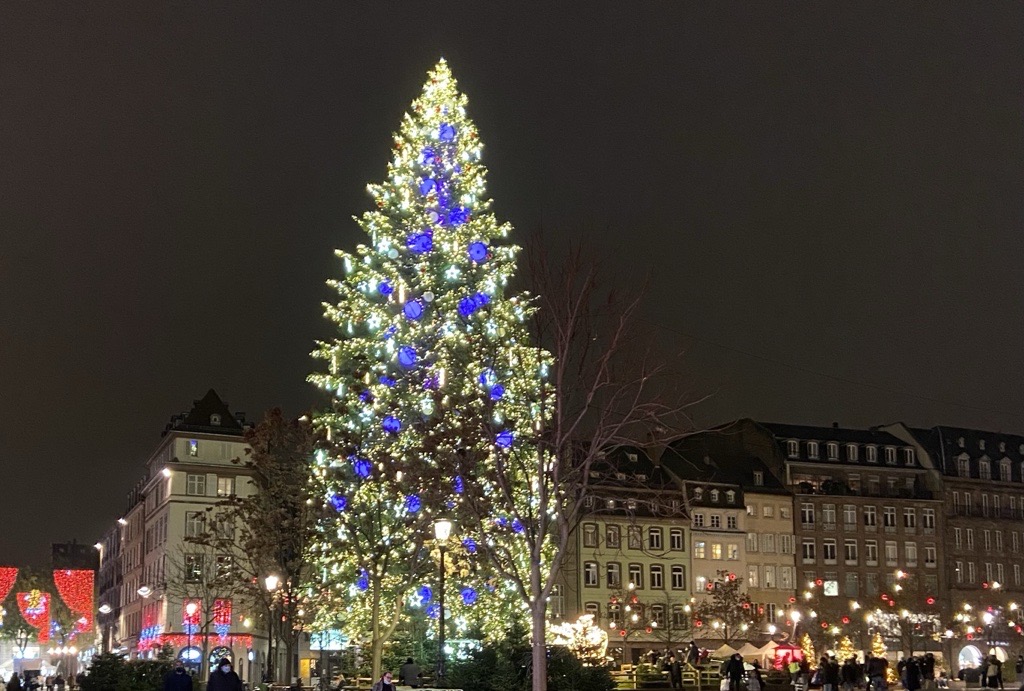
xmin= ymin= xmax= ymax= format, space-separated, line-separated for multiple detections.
xmin=309 ymin=60 xmax=548 ymax=679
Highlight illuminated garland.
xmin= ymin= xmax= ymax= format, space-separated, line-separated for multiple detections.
xmin=183 ymin=599 xmax=201 ymax=634
xmin=52 ymin=569 xmax=94 ymax=634
xmin=17 ymin=590 xmax=50 ymax=642
xmin=0 ymin=567 xmax=17 ymax=603
xmin=139 ymin=633 xmax=254 ymax=653
xmin=213 ymin=599 xmax=232 ymax=639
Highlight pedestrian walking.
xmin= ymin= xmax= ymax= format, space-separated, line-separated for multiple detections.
xmin=163 ymin=660 xmax=193 ymax=691
xmin=207 ymin=658 xmax=243 ymax=691
xmin=370 ymin=671 xmax=396 ymax=691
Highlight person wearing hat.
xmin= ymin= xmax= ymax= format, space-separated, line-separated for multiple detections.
xmin=207 ymin=658 xmax=243 ymax=691
xmin=163 ymin=660 xmax=193 ymax=691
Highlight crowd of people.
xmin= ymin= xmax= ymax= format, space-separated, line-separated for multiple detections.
xmin=5 ymin=673 xmax=82 ymax=691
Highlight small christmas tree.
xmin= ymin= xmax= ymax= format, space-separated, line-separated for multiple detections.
xmin=870 ymin=631 xmax=886 ymax=658
xmin=836 ymin=636 xmax=857 ymax=661
xmin=801 ymin=633 xmax=817 ymax=664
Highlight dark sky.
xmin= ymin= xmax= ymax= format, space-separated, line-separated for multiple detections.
xmin=2 ymin=3 xmax=1022 ymax=565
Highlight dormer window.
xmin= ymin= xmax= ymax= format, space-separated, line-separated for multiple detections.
xmin=884 ymin=447 xmax=897 ymax=465
xmin=902 ymin=449 xmax=915 ymax=466
xmin=725 ymin=490 xmax=736 ymax=504
xmin=827 ymin=443 xmax=838 ymax=460
xmin=958 ymin=458 xmax=970 ymax=478
xmin=693 ymin=488 xmax=704 ymax=501
xmin=210 ymin=413 xmax=222 ymax=426
xmin=710 ymin=489 xmax=720 ymax=503
xmin=753 ymin=471 xmax=764 ymax=486
xmin=1000 ymin=460 xmax=1011 ymax=482
xmin=847 ymin=444 xmax=859 ymax=462
xmin=1000 ymin=442 xmax=1006 ymax=453
xmin=787 ymin=440 xmax=799 ymax=458
xmin=980 ymin=439 xmax=986 ymax=451
xmin=807 ymin=442 xmax=819 ymax=459
xmin=979 ymin=460 xmax=991 ymax=480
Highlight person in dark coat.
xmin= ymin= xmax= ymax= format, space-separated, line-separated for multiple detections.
xmin=921 ymin=654 xmax=935 ymax=690
xmin=687 ymin=641 xmax=700 ymax=666
xmin=6 ymin=673 xmax=23 ymax=691
xmin=207 ymin=658 xmax=243 ymax=691
xmin=669 ymin=655 xmax=683 ymax=689
xmin=823 ymin=655 xmax=840 ymax=691
xmin=725 ymin=653 xmax=745 ymax=691
xmin=904 ymin=657 xmax=922 ymax=691
xmin=163 ymin=661 xmax=193 ymax=691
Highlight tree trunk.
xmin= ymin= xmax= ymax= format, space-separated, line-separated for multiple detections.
xmin=285 ymin=631 xmax=296 ymax=684
xmin=371 ymin=579 xmax=383 ymax=682
xmin=530 ymin=559 xmax=548 ymax=691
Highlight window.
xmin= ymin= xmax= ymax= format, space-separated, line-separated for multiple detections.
xmin=827 ymin=442 xmax=838 ymax=460
xmin=925 ymin=545 xmax=936 ymax=567
xmin=885 ymin=541 xmax=898 ymax=565
xmin=184 ymin=554 xmax=203 ymax=582
xmin=747 ymin=565 xmax=759 ymax=588
xmin=802 ymin=540 xmax=816 ymax=562
xmin=1016 ymin=565 xmax=1022 ymax=587
xmin=651 ymin=604 xmax=665 ymax=625
xmin=651 ymin=564 xmax=664 ymax=589
xmin=607 ymin=525 xmax=621 ymax=549
xmin=955 ymin=561 xmax=964 ymax=583
xmin=692 ymin=513 xmax=705 ymax=528
xmin=210 ymin=413 xmax=222 ymax=425
xmin=903 ymin=508 xmax=916 ymax=529
xmin=980 ymin=460 xmax=992 ymax=480
xmin=905 ymin=542 xmax=918 ymax=565
xmin=959 ymin=458 xmax=970 ymax=478
xmin=822 ymin=504 xmax=836 ymax=525
xmin=844 ymin=540 xmax=858 ymax=563
xmin=754 ymin=471 xmax=764 ymax=486
xmin=185 ymin=511 xmax=205 ymax=538
xmin=710 ymin=515 xmax=721 ymax=529
xmin=710 ymin=490 xmax=720 ymax=503
xmin=983 ymin=494 xmax=990 ymax=517
xmin=548 ymin=585 xmax=565 ymax=619
xmin=780 ymin=567 xmax=794 ymax=590
xmin=671 ymin=565 xmax=686 ymax=589
xmin=628 ymin=526 xmax=642 ymax=549
xmin=866 ymin=506 xmax=880 ymax=528
xmin=985 ymin=562 xmax=994 ymax=583
xmin=866 ymin=572 xmax=879 ymax=595
xmin=670 ymin=528 xmax=684 ymax=551
xmin=762 ymin=533 xmax=776 ymax=553
xmin=845 ymin=572 xmax=859 ymax=597
xmin=648 ymin=527 xmax=663 ymax=551
xmin=883 ymin=507 xmax=896 ymax=528
xmin=726 ymin=543 xmax=739 ymax=560
xmin=1015 ymin=532 xmax=1021 ymax=552
xmin=672 ymin=605 xmax=688 ymax=628
xmin=186 ymin=474 xmax=207 ymax=496
xmin=954 ymin=528 xmax=962 ymax=549
xmin=606 ymin=562 xmax=621 ymax=588
xmin=583 ymin=562 xmax=598 ymax=587
xmin=902 ymin=448 xmax=915 ymax=465
xmin=801 ymin=503 xmax=815 ymax=526
xmin=628 ymin=563 xmax=644 ymax=588
xmin=843 ymin=505 xmax=856 ymax=525
xmin=710 ymin=544 xmax=723 ymax=560
xmin=968 ymin=562 xmax=977 ymax=583
xmin=966 ymin=529 xmax=975 ymax=550
xmin=694 ymin=541 xmax=706 ymax=559
xmin=922 ymin=509 xmax=935 ymax=531
xmin=847 ymin=444 xmax=859 ymax=462
xmin=583 ymin=524 xmax=598 ymax=548
xmin=726 ymin=490 xmax=736 ymax=504
xmin=866 ymin=446 xmax=877 ymax=463
xmin=780 ymin=506 xmax=792 ymax=519
xmin=746 ymin=504 xmax=756 ymax=516
xmin=763 ymin=565 xmax=776 ymax=588
xmin=779 ymin=534 xmax=793 ymax=554
xmin=884 ymin=447 xmax=897 ymax=465
xmin=188 ymin=439 xmax=199 ymax=457
xmin=984 ymin=530 xmax=992 ymax=551
xmin=747 ymin=533 xmax=758 ymax=552
xmin=787 ymin=440 xmax=799 ymax=458
xmin=585 ymin=601 xmax=600 ymax=620
xmin=807 ymin=442 xmax=819 ymax=459
xmin=727 ymin=516 xmax=738 ymax=530
xmin=215 ymin=555 xmax=233 ymax=579
xmin=763 ymin=505 xmax=774 ymax=518
xmin=865 ymin=540 xmax=878 ymax=565
xmin=695 ymin=575 xmax=707 ymax=591
xmin=823 ymin=539 xmax=837 ymax=563
xmin=693 ymin=487 xmax=704 ymax=501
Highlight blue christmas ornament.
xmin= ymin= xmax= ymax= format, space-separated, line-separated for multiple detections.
xmin=458 ymin=296 xmax=478 ymax=318
xmin=438 ymin=123 xmax=456 ymax=141
xmin=448 ymin=206 xmax=470 ymax=225
xmin=356 ymin=570 xmax=369 ymax=591
xmin=359 ymin=390 xmax=373 ymax=403
xmin=419 ymin=147 xmax=436 ymax=166
xmin=378 ymin=375 xmax=396 ymax=387
xmin=398 ymin=346 xmax=417 ymax=368
xmin=330 ymin=494 xmax=347 ymax=512
xmin=378 ymin=280 xmax=394 ymax=296
xmin=405 ymin=494 xmax=422 ymax=513
xmin=423 ymin=374 xmax=439 ymax=390
xmin=468 ymin=242 xmax=488 ymax=262
xmin=495 ymin=430 xmax=514 ymax=449
xmin=461 ymin=587 xmax=478 ymax=606
xmin=383 ymin=325 xmax=397 ymax=340
xmin=473 ymin=292 xmax=491 ymax=308
xmin=403 ymin=300 xmax=424 ymax=321
xmin=418 ymin=585 xmax=433 ymax=603
xmin=489 ymin=384 xmax=505 ymax=401
xmin=382 ymin=416 xmax=402 ymax=434
xmin=462 ymin=537 xmax=477 ymax=553
xmin=418 ymin=179 xmax=436 ymax=195
xmin=407 ymin=232 xmax=433 ymax=254
xmin=479 ymin=368 xmax=497 ymax=386
xmin=426 ymin=603 xmax=440 ymax=619
xmin=453 ymin=476 xmax=465 ymax=494
xmin=512 ymin=518 xmax=525 ymax=534
xmin=496 ymin=516 xmax=509 ymax=528
xmin=351 ymin=456 xmax=373 ymax=479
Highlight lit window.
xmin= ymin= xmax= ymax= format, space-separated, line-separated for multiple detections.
xmin=188 ymin=440 xmax=199 ymax=457
xmin=606 ymin=563 xmax=621 ymax=588
xmin=216 ymin=476 xmax=235 ymax=497
xmin=583 ymin=523 xmax=598 ymax=548
xmin=753 ymin=471 xmax=764 ymax=486
xmin=694 ymin=541 xmax=706 ymax=559
xmin=583 ymin=562 xmax=598 ymax=587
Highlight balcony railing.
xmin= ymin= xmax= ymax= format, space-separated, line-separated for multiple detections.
xmin=793 ymin=483 xmax=935 ymax=500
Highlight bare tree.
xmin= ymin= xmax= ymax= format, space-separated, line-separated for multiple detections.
xmin=454 ymin=239 xmax=692 ymax=691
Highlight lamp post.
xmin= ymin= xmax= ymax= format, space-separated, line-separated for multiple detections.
xmin=433 ymin=519 xmax=453 ymax=682
xmin=265 ymin=575 xmax=280 ymax=683
xmin=185 ymin=601 xmax=199 ymax=671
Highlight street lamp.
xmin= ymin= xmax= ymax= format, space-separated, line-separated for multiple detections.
xmin=185 ymin=601 xmax=199 ymax=671
xmin=265 ymin=575 xmax=280 ymax=683
xmin=433 ymin=518 xmax=453 ymax=681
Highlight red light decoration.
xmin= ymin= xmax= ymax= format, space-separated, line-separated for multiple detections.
xmin=881 ymin=594 xmax=889 ymax=601
xmin=728 ymin=573 xmax=736 ymax=581
xmin=842 ymin=617 xmax=850 ymax=624
xmin=695 ymin=620 xmax=703 ymax=627
xmin=17 ymin=590 xmax=50 ymax=642
xmin=619 ymin=629 xmax=627 ymax=637
xmin=927 ymin=597 xmax=936 ymax=606
xmin=967 ymin=634 xmax=974 ymax=640
xmin=815 ymin=579 xmax=823 ymax=586
xmin=53 ymin=570 xmax=95 ymax=635
xmin=983 ymin=582 xmax=990 ymax=589
xmin=789 ymin=597 xmax=796 ymax=603
xmin=820 ymin=622 xmax=828 ymax=629
xmin=0 ymin=567 xmax=18 ymax=603
xmin=743 ymin=603 xmax=750 ymax=609
xmin=645 ymin=626 xmax=653 ymax=634
xmin=609 ymin=596 xmax=618 ymax=604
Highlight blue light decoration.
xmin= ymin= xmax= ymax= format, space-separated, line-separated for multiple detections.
xmin=489 ymin=384 xmax=505 ymax=401
xmin=356 ymin=569 xmax=369 ymax=592
xmin=403 ymin=300 xmax=424 ymax=321
xmin=468 ymin=242 xmax=489 ymax=262
xmin=512 ymin=518 xmax=525 ymax=534
xmin=453 ymin=476 xmax=465 ymax=494
xmin=439 ymin=123 xmax=456 ymax=142
xmin=474 ymin=292 xmax=491 ymax=308
xmin=383 ymin=325 xmax=397 ymax=340
xmin=495 ymin=429 xmax=515 ymax=449
xmin=378 ymin=374 xmax=396 ymax=387
xmin=407 ymin=232 xmax=433 ymax=254
xmin=405 ymin=494 xmax=422 ymax=513
xmin=496 ymin=516 xmax=509 ymax=528
xmin=418 ymin=585 xmax=433 ymax=603
xmin=426 ymin=603 xmax=441 ymax=619
xmin=378 ymin=280 xmax=394 ymax=296
xmin=398 ymin=346 xmax=418 ymax=368
xmin=479 ymin=368 xmax=497 ymax=386
xmin=214 ymin=622 xmax=230 ymax=638
xmin=418 ymin=178 xmax=436 ymax=195
xmin=423 ymin=374 xmax=439 ymax=390
xmin=359 ymin=390 xmax=373 ymax=403
xmin=419 ymin=147 xmax=436 ymax=166
xmin=351 ymin=455 xmax=373 ymax=479
xmin=458 ymin=296 xmax=478 ymax=317
xmin=382 ymin=416 xmax=402 ymax=434
xmin=330 ymin=494 xmax=347 ymax=512
xmin=461 ymin=587 xmax=478 ymax=606
xmin=462 ymin=537 xmax=477 ymax=554
xmin=448 ymin=206 xmax=470 ymax=225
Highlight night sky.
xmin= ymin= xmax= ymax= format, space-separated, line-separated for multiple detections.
xmin=2 ymin=4 xmax=1022 ymax=564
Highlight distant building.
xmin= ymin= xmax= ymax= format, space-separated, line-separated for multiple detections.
xmin=52 ymin=540 xmax=99 ymax=571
